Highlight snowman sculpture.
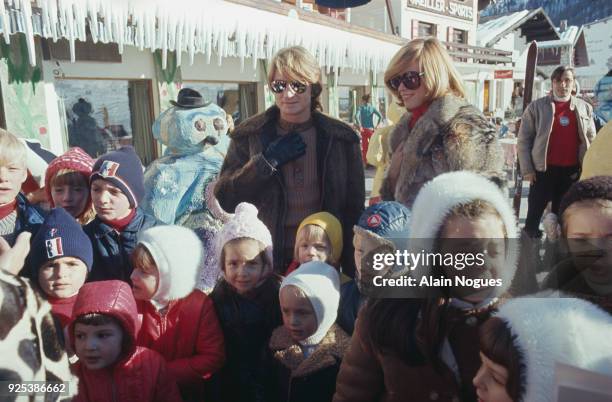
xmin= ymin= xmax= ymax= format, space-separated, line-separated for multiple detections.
xmin=142 ymin=88 xmax=231 ymax=292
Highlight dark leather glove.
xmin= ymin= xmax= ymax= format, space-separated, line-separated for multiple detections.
xmin=263 ymin=131 xmax=306 ymax=168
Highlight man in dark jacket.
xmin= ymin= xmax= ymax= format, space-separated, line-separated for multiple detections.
xmin=215 ymin=46 xmax=365 ymax=276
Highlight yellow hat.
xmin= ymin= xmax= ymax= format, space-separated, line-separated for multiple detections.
xmin=296 ymin=212 xmax=343 ymax=264
xmin=386 ymin=100 xmax=407 ymax=125
xmin=581 ymin=120 xmax=612 ymax=180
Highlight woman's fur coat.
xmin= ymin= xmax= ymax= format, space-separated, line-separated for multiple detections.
xmin=381 ymin=94 xmax=505 ymax=207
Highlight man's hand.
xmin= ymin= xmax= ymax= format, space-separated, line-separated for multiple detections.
xmin=524 ymin=173 xmax=536 ymax=184
xmin=0 ymin=232 xmax=32 ymax=275
xmin=263 ymin=132 xmax=306 ymax=169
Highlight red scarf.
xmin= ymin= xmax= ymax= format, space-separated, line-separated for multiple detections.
xmin=0 ymin=199 xmax=17 ymax=220
xmin=408 ymin=102 xmax=431 ymax=129
xmin=101 ymin=209 xmax=136 ymax=232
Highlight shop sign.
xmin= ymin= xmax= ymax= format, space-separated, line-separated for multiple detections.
xmin=494 ymin=70 xmax=514 ymax=79
xmin=407 ymin=0 xmax=474 ymax=20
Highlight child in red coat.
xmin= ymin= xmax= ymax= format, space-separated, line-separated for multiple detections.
xmin=131 ymin=225 xmax=225 ymax=401
xmin=69 ymin=280 xmax=181 ymax=402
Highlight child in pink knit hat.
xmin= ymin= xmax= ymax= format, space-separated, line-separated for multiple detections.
xmin=210 ymin=202 xmax=282 ymax=402
xmin=44 ymin=147 xmax=95 ymax=224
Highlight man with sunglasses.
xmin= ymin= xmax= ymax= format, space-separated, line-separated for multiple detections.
xmin=215 ymin=46 xmax=365 ymax=277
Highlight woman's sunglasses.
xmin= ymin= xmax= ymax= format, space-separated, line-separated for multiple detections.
xmin=270 ymin=80 xmax=308 ymax=94
xmin=387 ymin=71 xmax=425 ymax=91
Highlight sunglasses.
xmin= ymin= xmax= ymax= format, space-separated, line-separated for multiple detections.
xmin=387 ymin=71 xmax=425 ymax=91
xmin=270 ymin=80 xmax=308 ymax=94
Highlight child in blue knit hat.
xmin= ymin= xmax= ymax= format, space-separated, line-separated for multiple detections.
xmin=337 ymin=201 xmax=411 ymax=335
xmin=26 ymin=207 xmax=93 ymax=328
xmin=84 ymin=146 xmax=160 ymax=283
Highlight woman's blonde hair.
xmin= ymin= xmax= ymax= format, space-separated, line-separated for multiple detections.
xmin=268 ymin=46 xmax=323 ymax=111
xmin=384 ymin=38 xmax=466 ymax=105
xmin=0 ymin=128 xmax=27 ymax=167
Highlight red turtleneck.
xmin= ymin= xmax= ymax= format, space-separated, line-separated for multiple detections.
xmin=0 ymin=199 xmax=17 ymax=220
xmin=101 ymin=209 xmax=136 ymax=232
xmin=48 ymin=294 xmax=79 ymax=328
xmin=408 ymin=102 xmax=431 ymax=129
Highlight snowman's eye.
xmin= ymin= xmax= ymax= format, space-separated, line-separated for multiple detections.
xmin=194 ymin=119 xmax=207 ymax=131
xmin=213 ymin=118 xmax=225 ymax=130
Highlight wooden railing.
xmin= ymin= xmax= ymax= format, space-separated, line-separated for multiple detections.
xmin=443 ymin=42 xmax=513 ymax=65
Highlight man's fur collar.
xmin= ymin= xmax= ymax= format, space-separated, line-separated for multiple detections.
xmin=230 ymin=106 xmax=359 ymax=143
xmin=269 ymin=324 xmax=350 ymax=377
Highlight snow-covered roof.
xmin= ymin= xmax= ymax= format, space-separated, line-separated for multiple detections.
xmin=538 ymin=25 xmax=583 ymax=49
xmin=477 ymin=8 xmax=559 ymax=47
xmin=477 ymin=9 xmax=531 ymax=46
xmin=558 ymin=25 xmax=581 ymax=43
xmin=0 ymin=0 xmax=401 ymax=74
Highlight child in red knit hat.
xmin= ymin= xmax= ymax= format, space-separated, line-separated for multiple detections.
xmin=45 ymin=147 xmax=95 ymax=224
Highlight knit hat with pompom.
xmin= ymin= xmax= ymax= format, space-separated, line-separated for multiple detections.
xmin=215 ymin=202 xmax=273 ymax=269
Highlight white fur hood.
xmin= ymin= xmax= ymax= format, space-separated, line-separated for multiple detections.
xmin=495 ymin=292 xmax=612 ymax=402
xmin=406 ymin=171 xmax=519 ymax=296
xmin=137 ymin=225 xmax=204 ymax=306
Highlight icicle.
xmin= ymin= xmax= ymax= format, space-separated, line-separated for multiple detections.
xmin=2 ymin=0 xmax=400 ymax=75
xmin=16 ymin=0 xmax=36 ymax=65
xmin=0 ymin=0 xmax=11 ymax=44
xmin=159 ymin=8 xmax=168 ymax=69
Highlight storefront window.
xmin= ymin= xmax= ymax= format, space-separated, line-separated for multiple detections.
xmin=182 ymin=81 xmax=240 ymax=123
xmin=54 ymin=79 xmax=133 ymax=158
xmin=372 ymin=86 xmax=387 ymax=121
xmin=338 ymin=86 xmax=356 ymax=124
xmin=418 ymin=21 xmax=436 ymax=38
xmin=452 ymin=29 xmax=467 ymax=44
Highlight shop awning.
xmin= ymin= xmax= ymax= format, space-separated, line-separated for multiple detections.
xmin=0 ymin=0 xmax=401 ymax=74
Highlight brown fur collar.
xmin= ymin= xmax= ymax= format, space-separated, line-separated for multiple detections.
xmin=385 ymin=94 xmax=503 ymax=205
xmin=389 ymin=94 xmax=479 ymax=152
xmin=230 ymin=106 xmax=359 ymax=143
xmin=269 ymin=324 xmax=351 ymax=377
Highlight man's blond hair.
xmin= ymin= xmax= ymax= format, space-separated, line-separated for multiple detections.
xmin=384 ymin=37 xmax=466 ymax=106
xmin=268 ymin=46 xmax=323 ymax=110
xmin=0 ymin=128 xmax=27 ymax=167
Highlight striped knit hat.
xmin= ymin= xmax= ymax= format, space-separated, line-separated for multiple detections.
xmin=90 ymin=146 xmax=145 ymax=208
xmin=44 ymin=147 xmax=94 ymax=207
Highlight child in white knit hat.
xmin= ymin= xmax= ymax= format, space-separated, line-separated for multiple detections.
xmin=130 ymin=225 xmax=225 ymax=401
xmin=209 ymin=202 xmax=282 ymax=402
xmin=267 ymin=261 xmax=351 ymax=402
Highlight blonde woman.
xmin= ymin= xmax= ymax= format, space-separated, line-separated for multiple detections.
xmin=215 ymin=46 xmax=365 ymax=277
xmin=380 ymin=38 xmax=505 ymax=207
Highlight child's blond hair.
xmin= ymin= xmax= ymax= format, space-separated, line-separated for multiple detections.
xmin=49 ymin=168 xmax=95 ymax=224
xmin=294 ymin=224 xmax=333 ymax=263
xmin=0 ymin=128 xmax=27 ymax=167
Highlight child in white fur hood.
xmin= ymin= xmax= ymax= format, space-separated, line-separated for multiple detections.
xmin=475 ymin=292 xmax=612 ymax=402
xmin=130 ymin=225 xmax=225 ymax=401
xmin=267 ymin=261 xmax=351 ymax=402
